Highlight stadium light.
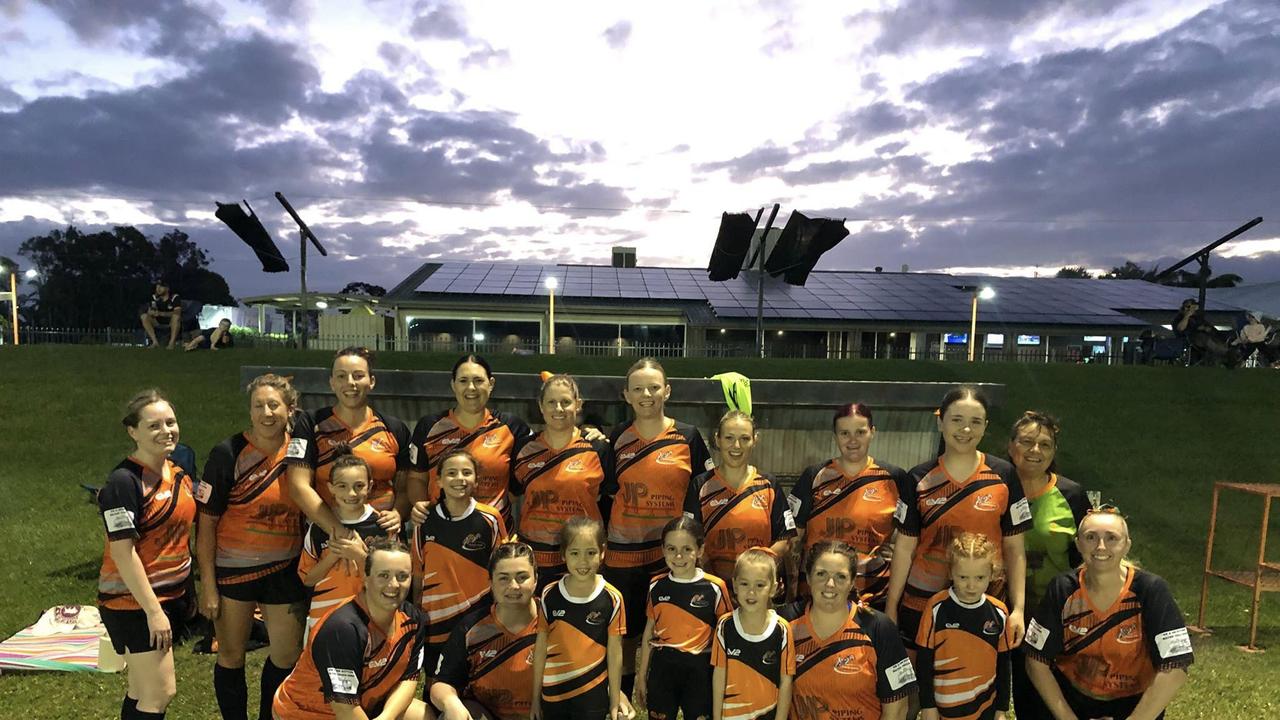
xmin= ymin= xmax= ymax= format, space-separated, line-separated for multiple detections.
xmin=963 ymin=286 xmax=996 ymax=362
xmin=544 ymin=276 xmax=558 ymax=355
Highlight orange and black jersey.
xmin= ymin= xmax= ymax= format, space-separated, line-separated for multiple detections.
xmin=683 ymin=468 xmax=796 ymax=581
xmin=537 ymin=577 xmax=627 ymax=703
xmin=434 ymin=605 xmax=539 ymax=720
xmin=604 ymin=419 xmax=713 ymax=572
xmin=510 ymin=429 xmax=611 ymax=572
xmin=1024 ymin=567 xmax=1194 ymax=701
xmin=286 ymin=407 xmax=412 ymax=512
xmin=410 ymin=409 xmax=533 ymax=526
xmin=646 ymin=569 xmax=732 ymax=656
xmin=897 ymin=454 xmax=1031 ymax=612
xmin=298 ymin=507 xmax=388 ymax=629
xmin=272 ymin=597 xmax=430 ymax=720
xmin=915 ymin=590 xmax=1013 ymax=720
xmin=790 ymin=458 xmax=910 ymax=604
xmin=98 ymin=458 xmax=196 ymax=610
xmin=411 ymin=499 xmax=507 ymax=646
xmin=711 ymin=610 xmax=796 ymax=720
xmin=197 ymin=432 xmax=302 ymax=584
xmin=785 ymin=605 xmax=917 ymax=720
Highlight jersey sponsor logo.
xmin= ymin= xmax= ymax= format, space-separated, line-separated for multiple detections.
xmin=529 ymin=489 xmax=558 ymax=507
xmin=655 ymin=449 xmax=679 ymax=466
xmin=726 ymin=648 xmax=742 ymax=657
xmin=709 ymin=498 xmax=730 ymax=507
xmin=370 ymin=438 xmax=389 ymax=453
xmin=1116 ymin=623 xmax=1141 ymax=644
xmin=750 ymin=494 xmax=768 ymax=511
xmin=824 ymin=516 xmax=855 ymax=537
xmin=657 ymin=595 xmax=672 ymax=602
xmin=441 ymin=437 xmax=462 ymax=445
xmin=585 ymin=611 xmax=606 ymax=626
xmin=367 ymin=657 xmax=389 ymax=668
xmin=326 ymin=667 xmax=360 ymax=694
xmin=689 ymin=593 xmax=710 ymax=609
xmin=820 ymin=488 xmax=840 ymax=498
xmin=526 ymin=461 xmax=546 ymax=470
xmin=103 ymin=507 xmax=136 ymax=532
xmin=154 ymin=490 xmax=173 ymax=502
xmin=552 ymin=610 xmax=567 ymax=617
xmin=481 ymin=649 xmax=498 ymax=659
xmin=422 ymin=535 xmax=436 ymax=543
xmin=565 ymin=458 xmax=585 ymax=473
xmin=1068 ymin=624 xmax=1090 ymax=636
xmin=862 ymin=486 xmax=884 ymax=502
xmin=832 ymin=654 xmax=865 ymax=675
xmin=1154 ymin=627 xmax=1193 ymax=658
xmin=761 ymin=650 xmax=778 ymax=665
xmin=482 ymin=434 xmax=502 ymax=449
xmin=462 ymin=533 xmax=487 ymax=552
xmin=1010 ymin=497 xmax=1032 ymax=525
xmin=1025 ymin=619 xmax=1050 ymax=650
xmin=621 ymin=483 xmax=648 ymax=505
xmin=885 ymin=657 xmax=917 ymax=691
xmin=619 ymin=452 xmax=637 ymax=461
xmin=194 ymin=481 xmax=213 ymax=504
xmin=924 ymin=496 xmax=949 ymax=507
xmin=286 ymin=438 xmax=308 ymax=459
xmin=710 ymin=528 xmax=751 ymax=551
xmin=972 ymin=493 xmax=999 ymax=512
xmin=983 ymin=620 xmax=1001 ymax=636
xmin=945 ymin=622 xmax=960 ymax=629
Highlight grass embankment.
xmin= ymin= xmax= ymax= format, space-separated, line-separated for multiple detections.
xmin=0 ymin=346 xmax=1277 ymax=718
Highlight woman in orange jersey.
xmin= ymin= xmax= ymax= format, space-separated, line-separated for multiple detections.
xmin=711 ymin=547 xmax=795 ymax=720
xmin=789 ymin=402 xmax=911 ymax=609
xmin=604 ymin=357 xmax=713 ymax=691
xmin=273 ymin=537 xmax=433 ymax=720
xmin=635 ymin=516 xmax=732 ymax=720
xmin=285 ymin=346 xmax=408 ymax=539
xmin=1024 ymin=508 xmax=1192 ymax=720
xmin=430 ymin=540 xmax=540 ymax=720
xmin=916 ymin=533 xmax=1013 ymax=720
xmin=409 ymin=450 xmax=507 ymax=650
xmin=196 ymin=374 xmax=308 ymax=720
xmin=784 ymin=540 xmax=916 ymax=720
xmin=98 ymin=389 xmax=196 ymax=720
xmin=408 ymin=354 xmax=534 ymax=529
xmin=886 ymin=387 xmax=1031 ymax=652
xmin=511 ymin=373 xmax=612 ymax=590
xmin=684 ymin=411 xmax=795 ymax=582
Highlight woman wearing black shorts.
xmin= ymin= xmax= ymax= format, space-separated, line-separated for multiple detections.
xmin=196 ymin=373 xmax=308 ymax=720
xmin=98 ymin=389 xmax=197 ymax=720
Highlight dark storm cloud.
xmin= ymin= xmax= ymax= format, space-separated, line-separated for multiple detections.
xmin=38 ymin=0 xmax=223 ymax=58
xmin=695 ymin=145 xmax=793 ymax=183
xmin=865 ymin=0 xmax=1125 ymax=53
xmin=602 ymin=20 xmax=631 ymax=49
xmin=836 ymin=101 xmax=923 ymax=142
xmin=0 ymin=83 xmax=21 ymax=109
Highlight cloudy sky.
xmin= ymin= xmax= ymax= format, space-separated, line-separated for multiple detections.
xmin=1 ymin=0 xmax=1278 ymax=298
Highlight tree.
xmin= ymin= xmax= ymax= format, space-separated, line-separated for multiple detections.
xmin=340 ymin=282 xmax=387 ymax=297
xmin=1100 ymin=259 xmax=1242 ymax=287
xmin=20 ymin=225 xmax=235 ymax=328
xmin=1055 ymin=266 xmax=1093 ymax=279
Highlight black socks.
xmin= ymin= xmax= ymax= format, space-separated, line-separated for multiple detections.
xmin=258 ymin=658 xmax=294 ymax=720
xmin=213 ymin=663 xmax=248 ymax=720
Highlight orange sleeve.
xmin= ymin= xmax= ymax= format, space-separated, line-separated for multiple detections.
xmin=781 ymin=618 xmax=796 ymax=676
xmin=714 ymin=577 xmax=733 ymax=615
xmin=297 ymin=545 xmax=319 ymax=583
xmin=711 ymin=617 xmax=728 ymax=668
xmin=610 ymin=586 xmax=626 ymax=637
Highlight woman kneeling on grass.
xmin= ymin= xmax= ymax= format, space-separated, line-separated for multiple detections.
xmin=1023 ymin=507 xmax=1193 ymax=720
xmin=98 ymin=389 xmax=197 ymax=720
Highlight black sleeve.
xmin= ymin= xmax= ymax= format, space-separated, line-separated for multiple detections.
xmin=507 ymin=431 xmax=536 ymax=498
xmin=898 ymin=461 xmax=930 ymax=535
xmin=790 ymin=464 xmax=819 ymax=528
xmin=687 ymin=426 xmax=713 ymax=476
xmin=592 ymin=439 xmax=615 ymax=526
xmin=1023 ymin=574 xmax=1071 ymax=663
xmin=683 ymin=472 xmax=707 ymax=518
xmin=408 ymin=412 xmax=438 ymax=472
xmin=916 ymin=645 xmax=935 ymax=708
xmin=1137 ymin=573 xmax=1195 ymax=671
xmin=865 ymin=609 xmax=918 ymax=703
xmin=285 ymin=410 xmax=318 ymax=468
xmin=311 ymin=614 xmax=366 ymax=705
xmin=766 ymin=477 xmax=796 ymax=541
xmin=1057 ymin=476 xmax=1091 ymax=568
xmin=385 ymin=415 xmax=414 ymax=471
xmin=433 ymin=614 xmax=473 ymax=688
xmin=995 ymin=648 xmax=1011 ymax=710
xmin=406 ymin=605 xmax=433 ymax=682
xmin=506 ymin=413 xmax=535 ymax=449
xmin=98 ymin=467 xmax=143 ymax=541
xmin=993 ymin=456 xmax=1032 ymax=535
xmin=599 ymin=424 xmax=627 ymax=501
xmin=198 ymin=440 xmax=237 ymax=516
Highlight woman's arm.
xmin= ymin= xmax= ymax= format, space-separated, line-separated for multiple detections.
xmin=301 ymin=549 xmax=343 ymax=587
xmin=607 ymin=633 xmax=623 ymax=718
xmin=1126 ymin=667 xmax=1189 ymax=720
xmin=880 ymin=697 xmax=908 ymax=720
xmin=195 ymin=512 xmax=221 ymax=620
xmin=884 ymin=534 xmax=918 ymax=624
xmin=288 ymin=465 xmax=344 ymax=537
xmin=372 ymin=679 xmax=423 ymax=720
xmin=1001 ymin=534 xmax=1027 ymax=646
xmin=107 ymin=538 xmax=171 ymax=650
xmin=406 ymin=469 xmax=430 ymax=508
xmin=330 ymin=702 xmax=371 ymax=720
xmin=429 ymin=680 xmax=472 ymax=720
xmin=773 ymin=673 xmax=793 ymax=720
xmin=711 ymin=665 xmax=726 ymax=720
xmin=1024 ymin=657 xmax=1077 ymax=720
xmin=634 ymin=618 xmax=655 ymax=709
xmin=531 ymin=629 xmax=547 ymax=720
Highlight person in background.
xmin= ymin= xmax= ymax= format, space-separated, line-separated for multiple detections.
xmin=185 ymin=318 xmax=235 ymax=351
xmin=140 ymin=281 xmax=182 ymax=349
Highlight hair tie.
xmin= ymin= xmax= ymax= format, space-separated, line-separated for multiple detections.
xmin=539 ymin=371 xmax=554 ymax=383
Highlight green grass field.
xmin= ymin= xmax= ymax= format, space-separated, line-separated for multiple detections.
xmin=0 ymin=346 xmax=1277 ymax=718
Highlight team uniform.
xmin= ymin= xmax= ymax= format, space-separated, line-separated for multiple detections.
xmin=1024 ymin=568 xmax=1194 ymax=720
xmin=896 ymin=454 xmax=1032 ymax=644
xmin=784 ymin=605 xmax=917 ymax=720
xmin=711 ymin=610 xmax=796 ymax=720
xmin=789 ymin=458 xmax=910 ymax=607
xmin=538 ymin=576 xmax=627 ymax=718
xmin=286 ymin=407 xmax=412 ymax=512
xmin=410 ymin=409 xmax=533 ymax=528
xmin=683 ymin=468 xmax=796 ymax=582
xmin=410 ymin=498 xmax=507 ymax=646
xmin=272 ymin=597 xmax=430 ymax=720
xmin=915 ymin=590 xmax=1013 ymax=720
xmin=297 ymin=506 xmax=388 ymax=636
xmin=1014 ymin=473 xmax=1090 ymax=719
xmin=604 ymin=419 xmax=712 ymax=637
xmin=434 ymin=605 xmax=539 ymax=720
xmin=644 ymin=570 xmax=733 ymax=720
xmin=197 ymin=433 xmax=306 ymax=604
xmin=97 ymin=457 xmax=197 ymax=654
xmin=510 ymin=429 xmax=612 ymax=589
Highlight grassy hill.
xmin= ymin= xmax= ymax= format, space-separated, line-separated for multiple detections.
xmin=0 ymin=345 xmax=1276 ymax=718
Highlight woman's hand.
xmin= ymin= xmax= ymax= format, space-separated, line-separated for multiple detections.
xmin=1006 ymin=608 xmax=1025 ymax=648
xmin=582 ymin=426 xmax=607 ymax=442
xmin=613 ymin=694 xmax=637 ymax=720
xmin=410 ymin=501 xmax=432 ymax=525
xmin=920 ymin=709 xmax=940 ymax=720
xmin=530 ymin=698 xmax=542 ymax=720
xmin=146 ymin=608 xmax=173 ymax=652
xmin=330 ymin=535 xmax=369 ymax=564
xmin=197 ymin=578 xmax=221 ymax=620
xmin=376 ymin=508 xmax=402 ymax=534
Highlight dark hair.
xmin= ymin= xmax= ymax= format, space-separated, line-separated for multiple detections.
xmin=1009 ymin=410 xmax=1061 ymax=473
xmin=452 ymin=354 xmax=493 ymax=380
xmin=661 ymin=516 xmax=706 ymax=547
xmin=559 ymin=516 xmax=606 ymax=552
xmin=935 ymin=385 xmax=991 ymax=455
xmin=489 ymin=539 xmax=538 ymax=575
xmin=832 ymin=403 xmax=874 ymax=431
xmin=805 ymin=539 xmax=858 ymax=579
xmin=334 ymin=346 xmax=374 ymax=372
xmin=329 ymin=445 xmax=371 ymax=484
xmin=122 ymin=389 xmax=171 ymax=428
xmin=624 ymin=357 xmax=666 ymax=386
xmin=364 ymin=536 xmax=410 ymax=575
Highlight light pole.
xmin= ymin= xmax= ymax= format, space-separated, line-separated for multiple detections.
xmin=967 ymin=286 xmax=996 ymax=362
xmin=544 ymin=276 xmax=558 ymax=355
xmin=0 ymin=263 xmax=26 ymax=346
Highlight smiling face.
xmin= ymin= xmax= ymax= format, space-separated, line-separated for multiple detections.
xmin=452 ymin=361 xmax=495 ymax=415
xmin=834 ymin=414 xmax=875 ymax=466
xmin=1076 ymin=513 xmax=1131 ymax=574
xmin=624 ymin=366 xmax=669 ymax=420
xmin=439 ymin=454 xmax=477 ymax=502
xmin=938 ymin=397 xmax=988 ymax=454
xmin=1009 ymin=423 xmax=1056 ymax=478
xmin=539 ymin=381 xmax=581 ymax=433
xmin=733 ymin=559 xmax=778 ymax=611
xmin=127 ymin=401 xmax=179 ymax=458
xmin=490 ymin=556 xmax=537 ymax=608
xmin=562 ymin=528 xmax=604 ymax=580
xmin=949 ymin=556 xmax=994 ymax=604
xmin=364 ymin=548 xmax=413 ymax=613
xmin=662 ymin=529 xmax=703 ymax=579
xmin=330 ymin=354 xmax=374 ymax=410
xmin=249 ymin=385 xmax=291 ymax=442
xmin=716 ymin=416 xmax=756 ymax=470
xmin=328 ymin=465 xmax=370 ymax=511
xmin=809 ymin=551 xmax=855 ymax=612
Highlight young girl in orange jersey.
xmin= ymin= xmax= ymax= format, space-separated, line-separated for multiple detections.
xmin=916 ymin=533 xmax=1013 ymax=720
xmin=533 ymin=517 xmax=630 ymax=720
xmin=684 ymin=411 xmax=795 ymax=582
xmin=409 ymin=450 xmax=507 ymax=649
xmin=430 ymin=539 xmax=540 ymax=720
xmin=297 ymin=451 xmax=388 ymax=640
xmin=636 ymin=516 xmax=732 ymax=720
xmin=711 ymin=548 xmax=795 ymax=720
xmin=511 ymin=373 xmax=612 ymax=591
